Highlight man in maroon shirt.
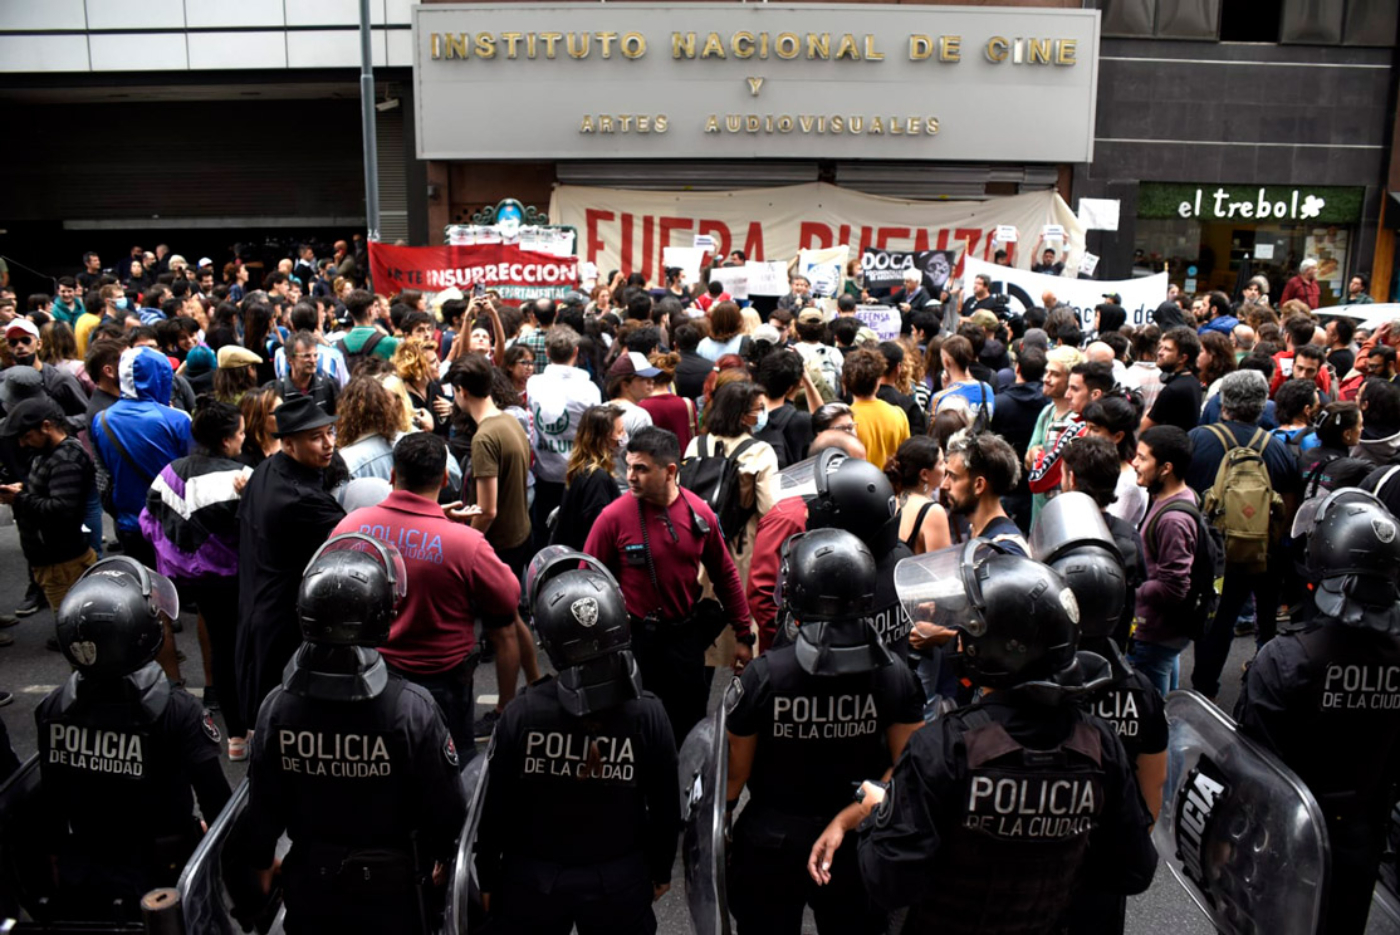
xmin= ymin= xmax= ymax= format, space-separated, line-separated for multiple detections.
xmin=746 ymin=430 xmax=867 ymax=651
xmin=584 ymin=426 xmax=751 ymax=743
xmin=1280 ymin=258 xmax=1321 ymax=310
xmin=333 ymin=433 xmax=520 ymax=763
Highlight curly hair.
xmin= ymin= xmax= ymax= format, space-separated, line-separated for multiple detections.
xmin=393 ymin=336 xmax=433 ymax=386
xmin=337 ymin=375 xmax=407 ymax=445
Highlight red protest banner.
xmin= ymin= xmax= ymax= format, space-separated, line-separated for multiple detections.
xmin=368 ymin=242 xmax=578 ymax=301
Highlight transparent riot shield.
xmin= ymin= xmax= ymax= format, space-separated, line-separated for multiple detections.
xmin=678 ymin=706 xmax=730 ymax=935
xmin=446 ymin=750 xmax=490 ymax=934
xmin=0 ymin=755 xmax=45 ymax=924
xmin=1372 ymin=802 xmax=1400 ymax=927
xmin=175 ymin=777 xmax=280 ymax=935
xmin=1154 ymin=691 xmax=1329 ymax=935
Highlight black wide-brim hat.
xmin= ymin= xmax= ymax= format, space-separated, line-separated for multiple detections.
xmin=273 ymin=395 xmax=336 ymax=438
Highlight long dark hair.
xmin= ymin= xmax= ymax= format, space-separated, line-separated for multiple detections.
xmin=704 ymin=380 xmax=761 ymax=437
xmin=191 ymin=396 xmax=243 ymax=457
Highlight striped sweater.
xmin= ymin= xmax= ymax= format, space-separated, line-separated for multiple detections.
xmin=139 ymin=454 xmax=251 ymax=580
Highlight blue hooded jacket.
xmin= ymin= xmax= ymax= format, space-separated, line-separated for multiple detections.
xmin=91 ymin=347 xmax=192 ymax=533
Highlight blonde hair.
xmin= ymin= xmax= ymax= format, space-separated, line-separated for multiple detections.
xmin=392 ymin=336 xmax=432 ymax=385
xmin=1046 ymin=345 xmax=1084 ymax=370
xmin=380 ymin=374 xmax=415 ymax=434
xmin=740 ymin=307 xmax=762 ymax=336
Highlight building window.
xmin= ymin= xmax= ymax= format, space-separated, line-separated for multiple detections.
xmin=1221 ymin=0 xmax=1282 ymax=42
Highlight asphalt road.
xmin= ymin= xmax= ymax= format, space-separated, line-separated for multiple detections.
xmin=1 ymin=517 xmax=1395 ymax=934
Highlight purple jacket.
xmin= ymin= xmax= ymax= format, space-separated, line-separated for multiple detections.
xmin=140 ymin=454 xmax=251 ymax=580
xmin=1134 ymin=488 xmax=1199 ymax=646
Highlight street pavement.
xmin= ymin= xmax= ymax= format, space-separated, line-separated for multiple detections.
xmin=0 ymin=517 xmax=1395 ymax=934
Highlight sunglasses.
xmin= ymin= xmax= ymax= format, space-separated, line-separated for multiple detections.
xmin=7 ymin=336 xmax=34 ymax=347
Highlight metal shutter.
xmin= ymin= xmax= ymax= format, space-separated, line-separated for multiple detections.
xmin=556 ymin=160 xmax=818 ymax=191
xmin=376 ymin=103 xmax=409 ymax=243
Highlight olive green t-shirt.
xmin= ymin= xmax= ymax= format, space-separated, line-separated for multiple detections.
xmin=470 ymin=412 xmax=532 ymax=551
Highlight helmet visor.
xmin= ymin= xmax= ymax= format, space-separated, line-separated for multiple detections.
xmin=1028 ymin=491 xmax=1114 ymax=564
xmin=774 ymin=451 xmax=847 ymax=504
xmin=894 ymin=540 xmax=990 ymax=638
xmin=79 ymin=556 xmax=180 ymax=621
xmin=309 ymin=534 xmax=408 ymax=606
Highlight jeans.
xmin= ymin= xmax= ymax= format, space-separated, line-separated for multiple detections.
xmin=1127 ymin=640 xmax=1182 ymax=698
xmin=83 ymin=487 xmax=104 ymax=558
xmin=1191 ymin=557 xmax=1282 ymax=699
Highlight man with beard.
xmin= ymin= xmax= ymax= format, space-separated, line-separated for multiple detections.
xmin=941 ymin=430 xmax=1026 ymax=554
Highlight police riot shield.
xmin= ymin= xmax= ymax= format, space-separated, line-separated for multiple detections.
xmin=0 ymin=755 xmax=44 ymax=923
xmin=678 ymin=704 xmax=730 ymax=935
xmin=1154 ymin=691 xmax=1329 ymax=935
xmin=176 ymin=777 xmax=269 ymax=935
xmin=446 ymin=747 xmax=489 ymax=934
xmin=1373 ymin=802 xmax=1400 ymax=927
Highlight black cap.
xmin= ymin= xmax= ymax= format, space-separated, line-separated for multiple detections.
xmin=0 ymin=396 xmax=62 ymax=437
xmin=273 ymin=395 xmax=336 ymax=438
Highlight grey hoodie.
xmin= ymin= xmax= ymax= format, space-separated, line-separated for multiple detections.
xmin=1352 ymin=424 xmax=1400 ymax=466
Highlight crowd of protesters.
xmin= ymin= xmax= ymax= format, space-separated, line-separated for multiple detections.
xmin=0 ymin=238 xmax=1396 ymax=763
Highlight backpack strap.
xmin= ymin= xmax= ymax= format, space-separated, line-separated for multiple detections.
xmin=1143 ymin=499 xmax=1199 ymax=557
xmin=1372 ymin=464 xmax=1400 ymax=502
xmin=357 ymin=329 xmax=385 ymax=361
xmin=1245 ymin=427 xmax=1268 ymax=454
xmin=98 ymin=412 xmax=157 ymax=488
xmin=1204 ymin=422 xmax=1235 ymax=454
xmin=729 ymin=437 xmax=759 ymax=461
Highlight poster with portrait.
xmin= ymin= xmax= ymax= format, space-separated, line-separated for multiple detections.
xmin=860 ymin=247 xmax=959 ymax=298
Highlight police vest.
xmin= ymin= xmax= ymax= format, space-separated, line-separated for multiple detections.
xmin=37 ymin=667 xmax=211 ymax=848
xmin=264 ymin=676 xmax=417 ymax=851
xmin=1083 ymin=669 xmax=1161 ymax=762
xmin=906 ymin=708 xmax=1106 ymax=935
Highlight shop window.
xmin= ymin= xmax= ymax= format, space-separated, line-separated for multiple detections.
xmin=1221 ymin=0 xmax=1282 ymax=42
xmin=1135 ymin=218 xmax=1352 ymax=307
xmin=1280 ymin=0 xmax=1344 ymax=44
xmin=1156 ymin=0 xmax=1222 ymax=39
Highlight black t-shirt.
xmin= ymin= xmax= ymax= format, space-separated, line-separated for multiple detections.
xmin=1148 ymin=370 xmax=1204 ymax=432
xmin=727 ymin=645 xmax=923 ymax=818
xmin=1328 ymin=347 xmax=1355 ymax=379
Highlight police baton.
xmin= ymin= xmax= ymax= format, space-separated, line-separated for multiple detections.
xmin=140 ymin=888 xmax=185 ymax=935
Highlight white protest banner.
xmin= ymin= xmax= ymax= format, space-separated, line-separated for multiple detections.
xmin=710 ymin=266 xmax=749 ymax=300
xmin=798 ymin=246 xmax=848 ymax=298
xmin=994 ymin=224 xmax=1019 ymax=244
xmin=552 ymin=183 xmax=1085 ymax=287
xmin=1079 ymin=252 xmax=1101 ymax=277
xmin=745 ymin=261 xmax=790 ymax=297
xmin=662 ymin=246 xmax=707 ymax=285
xmin=963 ymin=257 xmax=1169 ymax=331
xmin=856 ymin=306 xmax=903 ymax=341
xmin=1077 ymin=198 xmax=1120 ymax=232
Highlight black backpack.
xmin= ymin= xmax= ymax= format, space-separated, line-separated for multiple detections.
xmin=1143 ymin=498 xmax=1225 ymax=639
xmin=679 ymin=435 xmax=758 ymax=543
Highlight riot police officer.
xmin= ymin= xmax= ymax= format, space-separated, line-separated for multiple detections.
xmin=1032 ymin=492 xmax=1168 ymax=934
xmin=728 ymin=528 xmax=924 ymax=934
xmin=857 ymin=542 xmax=1158 ymax=934
xmin=238 ymin=533 xmax=466 ymax=934
xmin=768 ymin=449 xmax=913 ymax=654
xmin=1236 ymin=488 xmax=1400 ymax=935
xmin=475 ymin=547 xmax=680 ymax=934
xmin=35 ymin=556 xmax=231 ymax=921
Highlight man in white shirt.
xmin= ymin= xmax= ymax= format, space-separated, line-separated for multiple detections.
xmin=526 ymin=325 xmax=601 ymax=539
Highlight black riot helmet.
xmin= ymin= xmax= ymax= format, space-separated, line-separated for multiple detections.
xmin=55 ymin=556 xmax=178 ymax=679
xmin=1029 ymin=492 xmax=1128 ymax=640
xmin=534 ymin=563 xmax=643 ymax=717
xmin=297 ymin=534 xmax=407 ymax=646
xmin=525 ymin=544 xmax=618 ymax=610
xmin=806 ymin=449 xmax=900 ymax=555
xmin=780 ymin=528 xmax=893 ymax=676
xmin=1306 ymin=488 xmax=1400 ymax=632
xmin=896 ymin=541 xmax=1102 ymax=701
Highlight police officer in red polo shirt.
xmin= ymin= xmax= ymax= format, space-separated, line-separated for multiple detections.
xmin=332 ymin=432 xmax=520 ymax=762
xmin=584 ymin=426 xmax=752 ymax=744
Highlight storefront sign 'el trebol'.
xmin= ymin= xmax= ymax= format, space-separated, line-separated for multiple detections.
xmin=414 ymin=4 xmax=1101 ymax=162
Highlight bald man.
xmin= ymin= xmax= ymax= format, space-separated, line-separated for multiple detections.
xmin=1232 ymin=324 xmax=1256 ymax=361
xmin=1086 ymin=341 xmax=1128 ymax=387
xmin=746 ymin=430 xmax=867 ymax=650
